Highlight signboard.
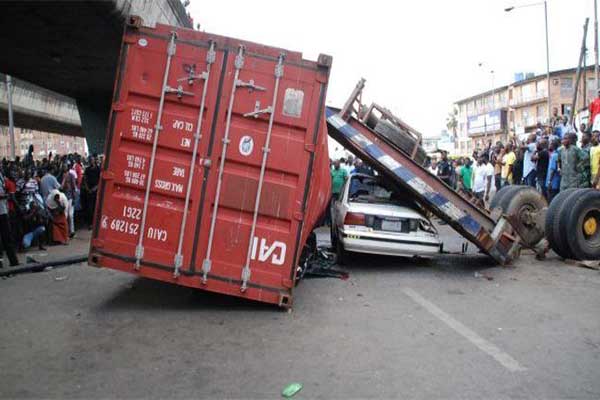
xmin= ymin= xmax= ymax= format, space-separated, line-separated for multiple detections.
xmin=467 ymin=110 xmax=506 ymax=136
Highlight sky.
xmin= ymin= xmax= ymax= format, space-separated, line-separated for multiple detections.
xmin=188 ymin=0 xmax=597 ymax=139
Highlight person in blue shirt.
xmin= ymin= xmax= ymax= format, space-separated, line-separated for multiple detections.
xmin=546 ymin=139 xmax=561 ymax=202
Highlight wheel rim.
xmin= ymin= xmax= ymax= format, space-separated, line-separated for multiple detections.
xmin=582 ymin=210 xmax=600 ymax=246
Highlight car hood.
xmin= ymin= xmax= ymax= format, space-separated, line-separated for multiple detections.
xmin=347 ymin=202 xmax=427 ymax=220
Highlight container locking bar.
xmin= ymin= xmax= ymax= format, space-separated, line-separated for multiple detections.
xmin=135 ymin=31 xmax=178 ymax=270
xmin=202 ymin=45 xmax=246 ymax=284
xmin=173 ymin=41 xmax=216 ymax=278
xmin=240 ymin=53 xmax=285 ymax=292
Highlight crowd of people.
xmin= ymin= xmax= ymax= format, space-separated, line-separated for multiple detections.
xmin=0 ymin=145 xmax=101 ymax=267
xmin=430 ymin=118 xmax=599 ymax=208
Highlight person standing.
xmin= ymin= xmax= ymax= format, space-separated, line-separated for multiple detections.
xmin=0 ymin=170 xmax=19 ymax=267
xmin=437 ymin=151 xmax=452 ymax=187
xmin=591 ymin=131 xmax=600 ymax=189
xmin=500 ymin=143 xmax=516 ymax=186
xmin=327 ymin=159 xmax=348 ymax=226
xmin=61 ymin=162 xmax=77 ymax=237
xmin=589 ymin=89 xmax=600 ymax=132
xmin=458 ymin=158 xmax=473 ymax=196
xmin=559 ymin=133 xmax=581 ymax=191
xmin=83 ymin=157 xmax=101 ymax=229
xmin=578 ymin=131 xmax=592 ymax=188
xmin=546 ymin=139 xmax=561 ymax=202
xmin=521 ymin=134 xmax=537 ymax=187
xmin=40 ymin=166 xmax=60 ymax=201
xmin=472 ymin=154 xmax=493 ymax=207
xmin=492 ymin=144 xmax=504 ymax=192
xmin=427 ymin=160 xmax=438 ymax=176
xmin=533 ymin=139 xmax=549 ymax=197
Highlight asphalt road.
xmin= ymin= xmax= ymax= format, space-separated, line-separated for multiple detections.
xmin=1 ymin=227 xmax=599 ymax=399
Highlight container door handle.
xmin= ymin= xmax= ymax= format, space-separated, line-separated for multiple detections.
xmin=172 ymin=41 xmax=216 ymax=278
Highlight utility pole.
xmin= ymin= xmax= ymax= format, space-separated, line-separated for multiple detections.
xmin=505 ymin=1 xmax=551 ymax=124
xmin=571 ymin=18 xmax=590 ymax=124
xmin=5 ymin=75 xmax=15 ymax=160
xmin=544 ymin=0 xmax=551 ymax=125
xmin=595 ymin=0 xmax=599 ymax=90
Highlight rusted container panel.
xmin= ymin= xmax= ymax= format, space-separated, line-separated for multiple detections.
xmin=89 ymin=20 xmax=331 ymax=307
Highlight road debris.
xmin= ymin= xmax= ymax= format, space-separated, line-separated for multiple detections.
xmin=281 ymin=382 xmax=303 ymax=398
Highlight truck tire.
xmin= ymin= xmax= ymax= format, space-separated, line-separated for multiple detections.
xmin=545 ymin=188 xmax=579 ymax=257
xmin=553 ymin=189 xmax=585 ymax=259
xmin=373 ymin=120 xmax=427 ymax=166
xmin=493 ymin=185 xmax=523 ymax=212
xmin=489 ymin=185 xmax=515 ymax=210
xmin=564 ymin=189 xmax=600 ymax=260
xmin=503 ymin=186 xmax=547 ymax=247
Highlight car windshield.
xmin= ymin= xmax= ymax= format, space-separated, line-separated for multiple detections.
xmin=348 ymin=175 xmax=398 ymax=204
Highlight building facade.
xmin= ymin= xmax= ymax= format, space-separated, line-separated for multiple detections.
xmin=454 ymin=66 xmax=598 ymax=156
xmin=0 ymin=125 xmax=87 ymax=159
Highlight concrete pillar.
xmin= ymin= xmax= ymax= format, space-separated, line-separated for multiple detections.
xmin=76 ymin=97 xmax=110 ymax=155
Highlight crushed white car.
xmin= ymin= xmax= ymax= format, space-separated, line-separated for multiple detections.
xmin=331 ymin=173 xmax=441 ymax=263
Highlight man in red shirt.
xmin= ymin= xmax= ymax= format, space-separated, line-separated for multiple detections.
xmin=589 ymin=89 xmax=600 ymax=132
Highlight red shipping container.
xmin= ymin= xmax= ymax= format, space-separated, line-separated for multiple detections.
xmin=89 ymin=18 xmax=332 ymax=307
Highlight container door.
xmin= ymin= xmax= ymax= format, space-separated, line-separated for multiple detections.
xmin=94 ymin=31 xmax=223 ymax=276
xmin=194 ymin=45 xmax=325 ymax=297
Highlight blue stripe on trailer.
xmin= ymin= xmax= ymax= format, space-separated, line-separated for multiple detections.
xmin=326 ymin=110 xmax=483 ymax=236
xmin=365 ymin=144 xmax=384 ymax=159
xmin=459 ymin=215 xmax=481 ymax=236
xmin=393 ymin=166 xmax=415 ymax=182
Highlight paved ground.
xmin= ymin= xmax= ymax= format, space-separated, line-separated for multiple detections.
xmin=1 ymin=225 xmax=599 ymax=399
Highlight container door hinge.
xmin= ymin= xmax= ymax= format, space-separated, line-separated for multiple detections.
xmin=293 ymin=211 xmax=304 ymax=221
xmin=304 ymin=143 xmax=315 ymax=153
xmin=112 ymin=102 xmax=125 ymax=112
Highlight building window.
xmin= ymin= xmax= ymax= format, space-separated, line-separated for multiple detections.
xmin=536 ymin=104 xmax=546 ymax=123
xmin=560 ymin=77 xmax=573 ymax=97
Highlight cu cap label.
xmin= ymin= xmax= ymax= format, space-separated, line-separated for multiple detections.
xmin=239 ymin=135 xmax=254 ymax=156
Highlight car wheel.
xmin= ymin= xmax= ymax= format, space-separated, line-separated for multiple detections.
xmin=565 ymin=189 xmax=600 ymax=260
xmin=336 ymin=238 xmax=348 ymax=265
xmin=553 ymin=189 xmax=585 ymax=259
xmin=545 ymin=188 xmax=579 ymax=257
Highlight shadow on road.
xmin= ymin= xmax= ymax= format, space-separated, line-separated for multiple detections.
xmin=97 ymin=277 xmax=281 ymax=313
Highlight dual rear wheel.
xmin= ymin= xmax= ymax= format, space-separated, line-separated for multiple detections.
xmin=546 ymin=188 xmax=600 ymax=260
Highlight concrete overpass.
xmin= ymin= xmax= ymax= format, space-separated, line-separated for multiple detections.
xmin=0 ymin=73 xmax=82 ymax=137
xmin=0 ymin=0 xmax=193 ymax=154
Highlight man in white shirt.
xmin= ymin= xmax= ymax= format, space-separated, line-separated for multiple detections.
xmin=428 ymin=160 xmax=438 ymax=176
xmin=472 ymin=154 xmax=494 ymax=207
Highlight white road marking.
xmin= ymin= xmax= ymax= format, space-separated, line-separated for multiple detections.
xmin=403 ymin=288 xmax=527 ymax=372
